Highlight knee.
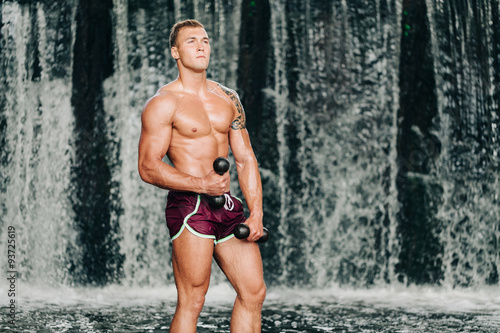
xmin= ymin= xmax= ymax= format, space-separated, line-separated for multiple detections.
xmin=239 ymin=282 xmax=266 ymax=307
xmin=178 ymin=288 xmax=207 ymax=314
xmin=190 ymin=293 xmax=206 ymax=314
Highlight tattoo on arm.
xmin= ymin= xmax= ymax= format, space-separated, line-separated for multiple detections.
xmin=219 ymin=84 xmax=246 ymax=130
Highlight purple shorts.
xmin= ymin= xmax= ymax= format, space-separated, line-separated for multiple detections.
xmin=165 ymin=191 xmax=247 ymax=244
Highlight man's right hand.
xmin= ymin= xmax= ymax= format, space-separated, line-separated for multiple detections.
xmin=201 ymin=169 xmax=230 ymax=196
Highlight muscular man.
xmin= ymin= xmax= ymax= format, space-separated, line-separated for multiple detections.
xmin=138 ymin=19 xmax=266 ymax=333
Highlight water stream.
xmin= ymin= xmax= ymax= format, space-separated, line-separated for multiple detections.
xmin=1 ymin=0 xmax=499 ymax=331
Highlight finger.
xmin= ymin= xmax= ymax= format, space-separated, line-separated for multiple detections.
xmin=250 ymin=230 xmax=262 ymax=242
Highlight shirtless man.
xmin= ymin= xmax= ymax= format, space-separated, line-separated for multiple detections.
xmin=138 ymin=19 xmax=266 ymax=333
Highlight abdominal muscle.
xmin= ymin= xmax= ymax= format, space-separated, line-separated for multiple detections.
xmin=167 ymin=130 xmax=230 ymax=189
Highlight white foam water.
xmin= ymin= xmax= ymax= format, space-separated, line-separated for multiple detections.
xmin=1 ymin=284 xmax=499 ymax=332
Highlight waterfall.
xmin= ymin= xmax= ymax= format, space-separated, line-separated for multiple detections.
xmin=425 ymin=0 xmax=500 ymax=287
xmin=0 ymin=1 xmax=79 ymax=285
xmin=0 ymin=0 xmax=498 ymax=289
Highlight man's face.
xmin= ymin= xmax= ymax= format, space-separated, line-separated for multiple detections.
xmin=171 ymin=27 xmax=211 ymax=72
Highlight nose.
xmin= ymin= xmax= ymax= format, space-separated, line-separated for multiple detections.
xmin=197 ymin=42 xmax=204 ymax=51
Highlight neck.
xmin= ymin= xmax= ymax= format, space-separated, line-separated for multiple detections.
xmin=177 ymin=67 xmax=208 ymax=94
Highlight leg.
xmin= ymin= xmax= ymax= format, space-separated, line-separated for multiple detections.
xmin=214 ymin=238 xmax=266 ymax=333
xmin=169 ymin=229 xmax=215 ymax=333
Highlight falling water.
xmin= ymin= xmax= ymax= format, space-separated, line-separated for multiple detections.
xmin=1 ymin=0 xmax=499 ymax=331
xmin=265 ymin=0 xmax=403 ymax=287
xmin=0 ymin=1 xmax=79 ymax=285
xmin=1 ymin=0 xmax=500 ymax=328
xmin=426 ymin=0 xmax=500 ymax=287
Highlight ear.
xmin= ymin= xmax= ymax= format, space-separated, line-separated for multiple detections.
xmin=171 ymin=46 xmax=179 ymax=60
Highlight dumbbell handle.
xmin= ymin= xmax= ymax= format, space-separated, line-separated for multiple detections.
xmin=209 ymin=157 xmax=230 ymax=209
xmin=234 ymin=223 xmax=270 ymax=243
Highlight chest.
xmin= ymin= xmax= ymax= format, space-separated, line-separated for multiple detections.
xmin=173 ymin=94 xmax=233 ymax=137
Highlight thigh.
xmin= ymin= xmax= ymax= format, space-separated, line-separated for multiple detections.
xmin=172 ymin=229 xmax=215 ymax=293
xmin=213 ymin=238 xmax=265 ymax=295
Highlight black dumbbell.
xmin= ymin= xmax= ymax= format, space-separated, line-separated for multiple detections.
xmin=234 ymin=223 xmax=270 ymax=243
xmin=208 ymin=157 xmax=230 ymax=209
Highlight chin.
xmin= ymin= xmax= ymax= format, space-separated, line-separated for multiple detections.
xmin=193 ymin=64 xmax=210 ymax=72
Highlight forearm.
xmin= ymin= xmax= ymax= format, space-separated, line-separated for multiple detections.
xmin=236 ymin=155 xmax=263 ymax=218
xmin=139 ymin=158 xmax=204 ymax=192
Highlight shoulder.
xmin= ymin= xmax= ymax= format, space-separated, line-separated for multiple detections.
xmin=142 ymin=84 xmax=181 ymax=123
xmin=211 ymin=80 xmax=244 ymax=114
xmin=145 ymin=83 xmax=181 ymax=111
xmin=209 ymin=81 xmax=246 ymax=130
xmin=211 ymin=80 xmax=241 ymax=100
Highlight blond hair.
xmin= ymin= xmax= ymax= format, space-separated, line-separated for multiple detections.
xmin=169 ymin=19 xmax=204 ymax=48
